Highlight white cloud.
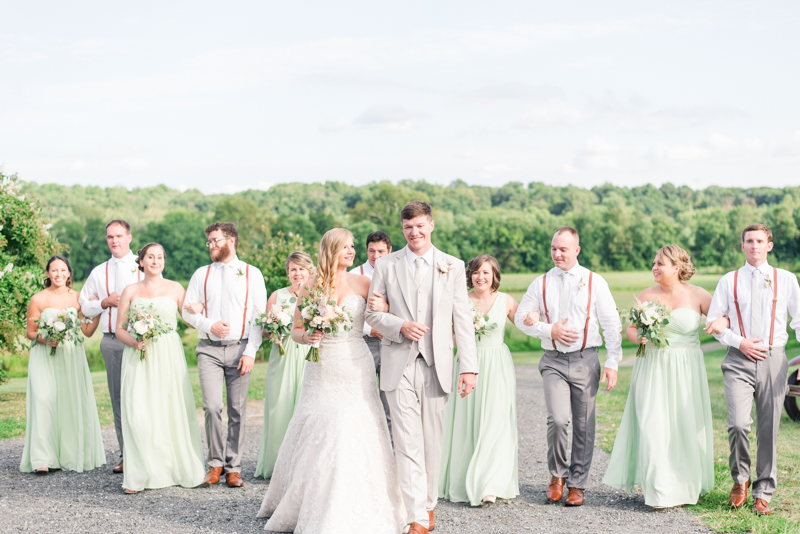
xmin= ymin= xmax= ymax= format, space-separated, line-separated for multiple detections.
xmin=516 ymin=99 xmax=585 ymax=128
xmin=649 ymin=142 xmax=711 ymax=163
xmin=574 ymin=136 xmax=621 ymax=170
xmin=321 ymin=105 xmax=429 ymax=133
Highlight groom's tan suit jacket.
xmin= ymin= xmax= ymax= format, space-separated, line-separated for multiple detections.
xmin=365 ymin=246 xmax=478 ymax=394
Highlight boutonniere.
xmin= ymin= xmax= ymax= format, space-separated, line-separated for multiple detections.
xmin=236 ymin=268 xmax=245 ymax=279
xmin=576 ymin=277 xmax=586 ymax=295
xmin=765 ymin=273 xmax=773 ymax=290
xmin=437 ymin=260 xmax=452 ymax=280
xmin=131 ymin=267 xmax=138 ymax=274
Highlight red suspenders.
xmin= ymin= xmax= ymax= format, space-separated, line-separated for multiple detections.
xmin=203 ymin=264 xmax=250 ymax=341
xmin=360 ymin=265 xmax=364 ymax=275
xmin=542 ymin=271 xmax=593 ymax=352
xmin=733 ymin=267 xmax=779 ymax=349
xmin=105 ymin=259 xmax=140 ymax=332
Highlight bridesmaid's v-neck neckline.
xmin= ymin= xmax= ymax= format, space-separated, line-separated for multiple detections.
xmin=470 ymin=292 xmax=501 ymax=316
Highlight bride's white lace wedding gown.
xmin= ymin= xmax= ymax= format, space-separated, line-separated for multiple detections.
xmin=258 ymin=294 xmax=404 ymax=533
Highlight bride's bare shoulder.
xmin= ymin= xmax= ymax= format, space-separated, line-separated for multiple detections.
xmin=346 ymin=272 xmax=371 ymax=297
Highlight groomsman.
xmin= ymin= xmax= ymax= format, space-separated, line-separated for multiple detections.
xmin=79 ymin=219 xmax=141 ymax=473
xmin=515 ymin=226 xmax=622 ymax=507
xmin=183 ymin=222 xmax=267 ymax=488
xmin=707 ymin=224 xmax=800 ymax=515
xmin=350 ymin=231 xmax=393 ymax=435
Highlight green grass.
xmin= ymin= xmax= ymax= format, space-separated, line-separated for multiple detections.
xmin=596 ymin=348 xmax=800 ymax=533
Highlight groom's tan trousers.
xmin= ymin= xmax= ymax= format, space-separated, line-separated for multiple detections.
xmin=722 ymin=346 xmax=787 ymax=503
xmin=539 ymin=347 xmax=601 ymax=490
xmin=386 ymin=356 xmax=447 ymax=530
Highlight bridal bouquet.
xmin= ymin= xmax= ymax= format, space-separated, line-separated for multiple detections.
xmin=123 ymin=303 xmax=173 ymax=360
xmin=627 ymin=298 xmax=671 ymax=357
xmin=256 ymin=299 xmax=296 ymax=355
xmin=469 ymin=300 xmax=498 ymax=341
xmin=297 ymin=287 xmax=353 ymax=363
xmin=32 ymin=308 xmax=90 ymax=355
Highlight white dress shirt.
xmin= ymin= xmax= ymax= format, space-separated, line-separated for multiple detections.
xmin=182 ymin=256 xmax=267 ymax=358
xmin=514 ymin=263 xmax=623 ymax=370
xmin=350 ymin=261 xmax=376 ymax=336
xmin=79 ymin=252 xmax=141 ymax=333
xmin=405 ymin=245 xmax=434 ymax=281
xmin=706 ymin=261 xmax=800 ymax=349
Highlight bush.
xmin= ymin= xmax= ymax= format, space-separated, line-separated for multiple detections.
xmin=0 ymin=172 xmax=62 ymax=377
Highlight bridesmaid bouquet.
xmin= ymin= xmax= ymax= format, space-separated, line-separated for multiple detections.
xmin=627 ymin=299 xmax=671 ymax=357
xmin=256 ymin=299 xmax=296 ymax=355
xmin=469 ymin=300 xmax=498 ymax=341
xmin=32 ymin=308 xmax=90 ymax=355
xmin=123 ymin=303 xmax=173 ymax=360
xmin=297 ymin=287 xmax=353 ymax=363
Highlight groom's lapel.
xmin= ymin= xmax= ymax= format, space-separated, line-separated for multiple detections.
xmin=394 ymin=248 xmax=415 ymax=317
xmin=432 ymin=246 xmax=444 ymax=313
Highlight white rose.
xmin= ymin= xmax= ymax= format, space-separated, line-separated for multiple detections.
xmin=277 ymin=312 xmax=292 ymax=325
xmin=311 ymin=316 xmax=323 ymax=327
xmin=301 ymin=307 xmax=312 ymax=320
xmin=640 ymin=309 xmax=655 ymax=326
xmin=133 ymin=321 xmax=149 ymax=335
xmin=53 ymin=321 xmax=66 ymax=332
xmin=477 ymin=317 xmax=486 ymax=329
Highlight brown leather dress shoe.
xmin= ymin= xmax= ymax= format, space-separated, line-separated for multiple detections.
xmin=408 ymin=523 xmax=429 ymax=534
xmin=203 ymin=466 xmax=223 ymax=485
xmin=546 ymin=476 xmax=566 ymax=502
xmin=226 ymin=472 xmax=244 ymax=487
xmin=729 ymin=480 xmax=749 ymax=508
xmin=753 ymin=498 xmax=772 ymax=515
xmin=428 ymin=510 xmax=435 ymax=531
xmin=113 ymin=460 xmax=124 ymax=474
xmin=564 ymin=487 xmax=584 ymax=506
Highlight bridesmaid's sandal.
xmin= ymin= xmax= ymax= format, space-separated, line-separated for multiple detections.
xmin=35 ymin=467 xmax=49 ymax=474
xmin=482 ymin=495 xmax=496 ymax=504
xmin=123 ymin=488 xmax=137 ymax=494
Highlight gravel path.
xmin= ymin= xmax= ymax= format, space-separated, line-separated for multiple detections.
xmin=0 ymin=366 xmax=711 ymax=533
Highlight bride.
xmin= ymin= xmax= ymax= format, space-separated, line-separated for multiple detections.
xmin=257 ymin=228 xmax=403 ymax=533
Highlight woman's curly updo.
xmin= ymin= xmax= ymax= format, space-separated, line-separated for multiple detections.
xmin=656 ymin=244 xmax=696 ymax=282
xmin=137 ymin=243 xmax=165 ymax=272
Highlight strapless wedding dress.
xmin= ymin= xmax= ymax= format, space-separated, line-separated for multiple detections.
xmin=258 ymin=294 xmax=403 ymax=533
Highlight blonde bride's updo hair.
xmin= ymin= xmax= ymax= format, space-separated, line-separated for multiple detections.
xmin=656 ymin=244 xmax=696 ymax=282
xmin=314 ymin=228 xmax=354 ymax=296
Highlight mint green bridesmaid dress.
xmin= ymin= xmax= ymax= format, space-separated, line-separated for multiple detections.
xmin=439 ymin=292 xmax=519 ymax=505
xmin=20 ymin=307 xmax=106 ymax=473
xmin=120 ymin=297 xmax=205 ymax=491
xmin=255 ymin=287 xmax=310 ymax=479
xmin=603 ymin=308 xmax=714 ymax=507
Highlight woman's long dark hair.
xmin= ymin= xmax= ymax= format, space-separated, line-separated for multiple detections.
xmin=44 ymin=255 xmax=74 ymax=288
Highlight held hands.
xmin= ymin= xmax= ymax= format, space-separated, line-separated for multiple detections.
xmin=704 ymin=316 xmax=730 ymax=335
xmin=457 ymin=372 xmax=477 ymax=398
xmin=368 ymin=292 xmax=389 ymax=313
xmin=400 ymin=321 xmax=429 ymax=342
xmin=210 ymin=321 xmax=230 ymax=338
xmin=183 ymin=302 xmax=204 ymax=315
xmin=102 ymin=292 xmax=121 ymax=309
xmin=237 ymin=355 xmax=255 ymax=376
xmin=305 ymin=330 xmax=324 ymax=344
xmin=738 ymin=338 xmax=769 ymax=362
xmin=523 ymin=311 xmax=540 ymax=327
xmin=369 ymin=328 xmax=384 ymax=339
xmin=600 ymin=368 xmax=617 ymax=391
xmin=550 ymin=318 xmax=579 ymax=345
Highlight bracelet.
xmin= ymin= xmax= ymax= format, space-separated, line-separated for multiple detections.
xmin=302 ymin=332 xmax=308 ymax=344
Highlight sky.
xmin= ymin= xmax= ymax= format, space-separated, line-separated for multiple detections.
xmin=1 ymin=1 xmax=799 ymax=193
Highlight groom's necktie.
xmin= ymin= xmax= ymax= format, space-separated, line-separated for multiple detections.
xmin=414 ymin=257 xmax=425 ymax=287
xmin=751 ymin=269 xmax=763 ymax=345
xmin=558 ymin=271 xmax=572 ymax=323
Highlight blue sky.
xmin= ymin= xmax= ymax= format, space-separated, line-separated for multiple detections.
xmin=1 ymin=1 xmax=799 ymax=193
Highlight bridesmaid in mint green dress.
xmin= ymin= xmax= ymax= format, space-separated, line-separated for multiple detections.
xmin=255 ymin=252 xmax=314 ymax=479
xmin=440 ymin=254 xmax=520 ymax=506
xmin=115 ymin=243 xmax=205 ymax=493
xmin=21 ymin=255 xmax=105 ymax=474
xmin=603 ymin=245 xmax=716 ymax=508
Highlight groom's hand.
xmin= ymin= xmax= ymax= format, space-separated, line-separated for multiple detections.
xmin=210 ymin=321 xmax=230 ymax=338
xmin=739 ymin=338 xmax=768 ymax=362
xmin=600 ymin=368 xmax=617 ymax=391
xmin=551 ymin=318 xmax=579 ymax=345
xmin=400 ymin=321 xmax=429 ymax=341
xmin=237 ymin=355 xmax=254 ymax=376
xmin=457 ymin=373 xmax=476 ymax=398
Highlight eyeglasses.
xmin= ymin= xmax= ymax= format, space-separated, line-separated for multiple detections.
xmin=205 ymin=237 xmax=231 ymax=248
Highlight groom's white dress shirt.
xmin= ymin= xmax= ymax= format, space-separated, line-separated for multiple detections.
xmin=79 ymin=252 xmax=140 ymax=333
xmin=706 ymin=261 xmax=800 ymax=349
xmin=514 ymin=262 xmax=623 ymax=370
xmin=182 ymin=256 xmax=267 ymax=358
xmin=405 ymin=246 xmax=433 ymax=281
xmin=350 ymin=261 xmax=376 ymax=337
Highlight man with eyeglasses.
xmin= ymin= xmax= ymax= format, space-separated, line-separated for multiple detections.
xmin=182 ymin=222 xmax=267 ymax=488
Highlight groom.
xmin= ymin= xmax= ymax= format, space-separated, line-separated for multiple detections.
xmin=365 ymin=201 xmax=478 ymax=534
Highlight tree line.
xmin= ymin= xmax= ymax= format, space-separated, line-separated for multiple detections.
xmin=22 ymin=179 xmax=800 ymax=293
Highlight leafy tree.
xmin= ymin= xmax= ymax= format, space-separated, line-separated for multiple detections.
xmin=213 ymin=197 xmax=274 ymax=256
xmin=140 ymin=210 xmax=209 ymax=281
xmin=0 ymin=173 xmax=62 ymax=374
